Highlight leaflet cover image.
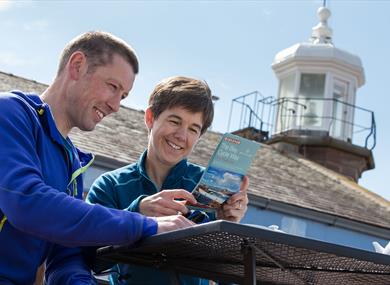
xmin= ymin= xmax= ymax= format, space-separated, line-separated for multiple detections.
xmin=190 ymin=133 xmax=260 ymax=210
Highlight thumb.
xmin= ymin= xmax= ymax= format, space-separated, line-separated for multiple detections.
xmin=240 ymin=175 xmax=249 ymax=192
xmin=163 ymin=189 xmax=197 ymax=204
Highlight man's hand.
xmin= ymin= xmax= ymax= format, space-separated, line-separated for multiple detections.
xmin=139 ymin=189 xmax=197 ymax=217
xmin=217 ymin=176 xmax=249 ymax=222
xmin=156 ymin=215 xmax=195 ymax=234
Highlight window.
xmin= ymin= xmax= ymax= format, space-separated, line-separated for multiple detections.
xmin=276 ymin=74 xmax=296 ymax=133
xmin=298 ymin=73 xmax=326 ymax=128
xmin=331 ymin=79 xmax=350 ymax=140
xmin=281 ymin=216 xmax=307 ymax=236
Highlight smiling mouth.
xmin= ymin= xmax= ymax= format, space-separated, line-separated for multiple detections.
xmin=166 ymin=140 xmax=183 ymax=150
xmin=94 ymin=107 xmax=105 ymax=120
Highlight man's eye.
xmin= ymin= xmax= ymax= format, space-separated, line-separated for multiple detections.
xmin=121 ymin=93 xmax=128 ymax=100
xmin=108 ymin=83 xmax=118 ymax=91
xmin=170 ymin=120 xmax=179 ymax=125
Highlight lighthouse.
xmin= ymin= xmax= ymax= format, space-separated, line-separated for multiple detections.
xmin=266 ymin=6 xmax=374 ymax=181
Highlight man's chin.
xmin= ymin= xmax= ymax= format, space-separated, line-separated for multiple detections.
xmin=78 ymin=124 xmax=97 ymax=132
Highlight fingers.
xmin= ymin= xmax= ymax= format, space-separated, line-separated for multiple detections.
xmin=226 ymin=192 xmax=248 ymax=214
xmin=226 ymin=191 xmax=248 ymax=205
xmin=156 ymin=215 xmax=195 ymax=234
xmin=139 ymin=189 xmax=196 ymax=217
xmin=217 ymin=208 xmax=240 ymax=222
xmin=152 ymin=197 xmax=189 ymax=216
xmin=218 ymin=195 xmax=248 ymax=222
xmin=160 ymin=189 xmax=197 ymax=205
xmin=224 ymin=176 xmax=249 ymax=214
xmin=218 ymin=207 xmax=245 ymax=222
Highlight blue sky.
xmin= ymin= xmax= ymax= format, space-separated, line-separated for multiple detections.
xmin=0 ymin=0 xmax=389 ymax=201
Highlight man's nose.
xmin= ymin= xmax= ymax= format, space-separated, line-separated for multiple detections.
xmin=107 ymin=95 xmax=121 ymax=113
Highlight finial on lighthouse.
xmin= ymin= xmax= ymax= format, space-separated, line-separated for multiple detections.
xmin=311 ymin=5 xmax=333 ymax=44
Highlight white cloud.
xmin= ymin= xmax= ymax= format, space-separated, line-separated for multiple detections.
xmin=0 ymin=0 xmax=12 ymax=11
xmin=262 ymin=8 xmax=272 ymax=16
xmin=0 ymin=0 xmax=35 ymax=13
xmin=222 ymin=172 xmax=241 ymax=185
xmin=23 ymin=19 xmax=49 ymax=31
xmin=0 ymin=51 xmax=35 ymax=67
xmin=215 ymin=172 xmax=241 ymax=191
xmin=217 ymin=80 xmax=230 ymax=90
xmin=0 ymin=19 xmax=16 ymax=28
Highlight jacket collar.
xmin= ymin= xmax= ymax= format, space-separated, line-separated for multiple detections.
xmin=137 ymin=150 xmax=188 ymax=188
xmin=11 ymin=91 xmax=93 ymax=166
xmin=12 ymin=91 xmax=65 ymax=146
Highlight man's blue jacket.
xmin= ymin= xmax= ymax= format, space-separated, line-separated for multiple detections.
xmin=87 ymin=151 xmax=212 ymax=285
xmin=0 ymin=91 xmax=158 ymax=285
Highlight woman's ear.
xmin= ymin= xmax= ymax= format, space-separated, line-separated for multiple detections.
xmin=144 ymin=107 xmax=154 ymax=130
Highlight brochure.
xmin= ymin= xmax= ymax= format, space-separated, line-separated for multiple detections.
xmin=189 ymin=133 xmax=260 ymax=211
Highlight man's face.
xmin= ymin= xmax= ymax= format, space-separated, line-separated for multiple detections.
xmin=146 ymin=106 xmax=203 ymax=168
xmin=68 ymin=53 xmax=135 ymax=132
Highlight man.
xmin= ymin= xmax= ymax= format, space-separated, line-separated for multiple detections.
xmin=0 ymin=32 xmax=193 ymax=285
xmin=87 ymin=76 xmax=249 ymax=284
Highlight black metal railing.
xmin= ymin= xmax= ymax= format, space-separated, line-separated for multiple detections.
xmin=227 ymin=91 xmax=274 ymax=135
xmin=228 ymin=92 xmax=376 ymax=150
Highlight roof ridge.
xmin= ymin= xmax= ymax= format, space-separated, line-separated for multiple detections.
xmin=0 ymin=71 xmax=48 ymax=86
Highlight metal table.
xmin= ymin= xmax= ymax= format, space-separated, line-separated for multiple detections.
xmin=97 ymin=220 xmax=390 ymax=284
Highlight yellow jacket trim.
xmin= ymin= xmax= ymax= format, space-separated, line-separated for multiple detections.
xmin=0 ymin=215 xmax=7 ymax=231
xmin=67 ymin=154 xmax=95 ymax=197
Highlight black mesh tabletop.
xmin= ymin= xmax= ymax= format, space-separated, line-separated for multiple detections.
xmin=97 ymin=220 xmax=390 ymax=285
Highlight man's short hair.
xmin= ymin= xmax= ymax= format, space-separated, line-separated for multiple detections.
xmin=57 ymin=31 xmax=139 ymax=76
xmin=148 ymin=76 xmax=214 ymax=135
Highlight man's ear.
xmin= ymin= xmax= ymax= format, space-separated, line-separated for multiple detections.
xmin=67 ymin=51 xmax=88 ymax=80
xmin=144 ymin=107 xmax=155 ymax=130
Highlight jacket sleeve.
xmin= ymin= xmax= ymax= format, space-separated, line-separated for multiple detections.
xmin=87 ymin=173 xmax=147 ymax=213
xmin=86 ymin=173 xmax=121 ymax=209
xmin=0 ymin=96 xmax=157 ymax=247
xmin=127 ymin=195 xmax=147 ymax=212
xmin=45 ymin=245 xmax=97 ymax=285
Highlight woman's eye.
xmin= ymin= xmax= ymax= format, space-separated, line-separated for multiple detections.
xmin=190 ymin=128 xmax=199 ymax=134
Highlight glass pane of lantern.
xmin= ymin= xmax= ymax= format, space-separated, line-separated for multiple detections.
xmin=298 ymin=73 xmax=325 ymax=128
xmin=331 ymin=79 xmax=350 ymax=140
xmin=276 ymin=74 xmax=296 ymax=132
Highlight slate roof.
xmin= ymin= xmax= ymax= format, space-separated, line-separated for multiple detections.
xmin=0 ymin=71 xmax=47 ymax=94
xmin=1 ymin=71 xmax=389 ymax=231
